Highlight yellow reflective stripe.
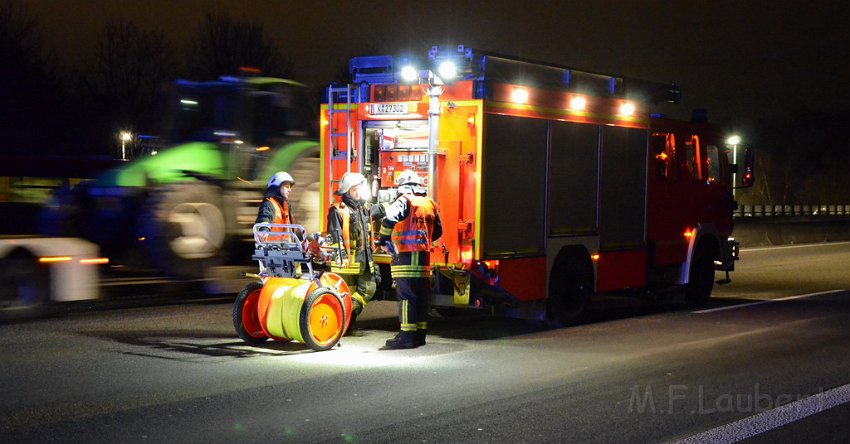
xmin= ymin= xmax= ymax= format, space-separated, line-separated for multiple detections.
xmin=331 ymin=265 xmax=362 ymax=274
xmin=417 ymin=321 xmax=428 ymax=330
xmin=401 ymin=300 xmax=408 ymax=326
xmin=391 ymin=271 xmax=431 ymax=278
xmin=391 ymin=269 xmax=430 ymax=278
xmin=390 ymin=264 xmax=431 ymax=271
xmin=380 ymin=226 xmax=393 ymax=236
xmin=351 ymin=292 xmax=366 ymax=307
xmin=401 ymin=323 xmax=417 ymax=332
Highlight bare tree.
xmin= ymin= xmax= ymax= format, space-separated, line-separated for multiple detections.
xmin=81 ymin=19 xmax=178 ymax=131
xmin=0 ymin=1 xmax=65 ymax=154
xmin=186 ymin=13 xmax=293 ymax=80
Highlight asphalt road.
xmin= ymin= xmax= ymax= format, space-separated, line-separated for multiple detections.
xmin=1 ymin=242 xmax=850 ymax=443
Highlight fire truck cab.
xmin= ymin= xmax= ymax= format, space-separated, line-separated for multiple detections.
xmin=319 ymin=45 xmax=752 ymax=323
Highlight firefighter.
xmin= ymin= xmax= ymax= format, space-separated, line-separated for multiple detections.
xmin=327 ymin=172 xmax=377 ymax=332
xmin=377 ymin=170 xmax=442 ymax=349
xmin=256 ymin=171 xmax=296 ymax=237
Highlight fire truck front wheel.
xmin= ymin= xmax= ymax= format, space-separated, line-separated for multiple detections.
xmin=0 ymin=249 xmax=50 ymax=322
xmin=547 ymin=249 xmax=594 ymax=326
xmin=684 ymin=239 xmax=718 ymax=306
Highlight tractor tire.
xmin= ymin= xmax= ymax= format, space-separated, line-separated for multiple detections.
xmin=233 ymin=282 xmax=269 ymax=345
xmin=0 ymin=249 xmax=50 ymax=322
xmin=140 ymin=183 xmax=226 ymax=279
xmin=684 ymin=240 xmax=717 ymax=307
xmin=299 ymin=287 xmax=346 ymax=351
xmin=547 ymin=250 xmax=593 ymax=326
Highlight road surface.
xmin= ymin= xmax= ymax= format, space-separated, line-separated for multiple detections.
xmin=1 ymin=242 xmax=849 ymax=443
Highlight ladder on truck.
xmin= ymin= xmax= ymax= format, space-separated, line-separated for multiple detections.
xmin=326 ymin=55 xmax=396 ymax=182
xmin=327 ymin=84 xmax=360 ymax=171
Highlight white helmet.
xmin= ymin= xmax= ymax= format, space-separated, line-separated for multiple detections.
xmin=336 ymin=172 xmax=366 ymax=196
xmin=267 ymin=171 xmax=295 ymax=188
xmin=394 ymin=170 xmax=422 ymax=186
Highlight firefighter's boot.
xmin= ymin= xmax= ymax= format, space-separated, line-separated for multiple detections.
xmin=384 ymin=331 xmax=419 ymax=349
xmin=416 ymin=322 xmax=428 ymax=346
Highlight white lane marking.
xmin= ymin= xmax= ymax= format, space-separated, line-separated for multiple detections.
xmin=693 ymin=289 xmax=845 ymax=314
xmin=674 ymin=382 xmax=850 ymax=443
xmin=742 ymin=241 xmax=850 ymax=252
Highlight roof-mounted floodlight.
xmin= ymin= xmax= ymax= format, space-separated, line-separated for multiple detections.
xmin=437 ymin=61 xmax=458 ymax=81
xmin=400 ymin=64 xmax=419 ymax=83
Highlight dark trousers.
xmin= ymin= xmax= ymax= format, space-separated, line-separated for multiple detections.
xmin=395 ymin=277 xmax=429 ymax=333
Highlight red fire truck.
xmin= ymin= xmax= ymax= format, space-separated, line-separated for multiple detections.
xmin=319 ymin=45 xmax=753 ymax=324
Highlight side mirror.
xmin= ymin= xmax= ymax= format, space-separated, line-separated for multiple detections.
xmin=728 ymin=145 xmax=754 ymax=189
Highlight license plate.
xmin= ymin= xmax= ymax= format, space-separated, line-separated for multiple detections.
xmin=368 ymin=103 xmax=408 ymax=115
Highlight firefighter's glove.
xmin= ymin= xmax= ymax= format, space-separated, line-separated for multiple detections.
xmin=373 ymin=266 xmax=382 ymax=286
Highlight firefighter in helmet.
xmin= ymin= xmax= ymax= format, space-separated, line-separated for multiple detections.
xmin=377 ymin=170 xmax=442 ymax=349
xmin=256 ymin=171 xmax=296 ymax=235
xmin=327 ymin=172 xmax=378 ymax=332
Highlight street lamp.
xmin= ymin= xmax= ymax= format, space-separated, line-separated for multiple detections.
xmin=119 ymin=131 xmax=133 ymax=161
xmin=726 ymin=135 xmax=741 ymax=196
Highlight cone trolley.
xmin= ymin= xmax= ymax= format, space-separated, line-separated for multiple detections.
xmin=233 ymin=224 xmax=352 ymax=351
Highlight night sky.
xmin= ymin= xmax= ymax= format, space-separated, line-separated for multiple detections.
xmin=25 ymin=0 xmax=850 ymax=132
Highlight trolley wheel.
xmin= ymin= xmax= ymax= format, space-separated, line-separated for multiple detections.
xmin=233 ymin=282 xmax=269 ymax=345
xmin=299 ymin=288 xmax=346 ymax=351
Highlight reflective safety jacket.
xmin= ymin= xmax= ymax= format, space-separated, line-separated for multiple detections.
xmin=391 ymin=195 xmax=437 ymax=253
xmin=267 ymin=197 xmax=294 ymax=229
xmin=327 ymin=200 xmax=374 ymax=275
xmin=379 ymin=193 xmax=442 ymax=279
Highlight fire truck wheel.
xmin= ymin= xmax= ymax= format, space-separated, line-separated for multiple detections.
xmin=140 ymin=183 xmax=226 ymax=279
xmin=547 ymin=250 xmax=593 ymax=326
xmin=233 ymin=282 xmax=269 ymax=345
xmin=0 ymin=249 xmax=50 ymax=322
xmin=684 ymin=241 xmax=717 ymax=306
xmin=299 ymin=287 xmax=346 ymax=351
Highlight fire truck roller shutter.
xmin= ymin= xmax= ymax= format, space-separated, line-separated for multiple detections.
xmin=547 ymin=245 xmax=594 ymax=325
xmin=599 ymin=126 xmax=648 ymax=250
xmin=548 ymin=121 xmax=600 ymax=236
xmin=480 ymin=114 xmax=547 ymax=258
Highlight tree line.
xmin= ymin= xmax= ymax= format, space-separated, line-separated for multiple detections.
xmin=3 ymin=2 xmax=849 ymax=204
xmin=0 ymin=2 xmax=299 ymax=157
xmin=739 ymin=108 xmax=850 ymax=206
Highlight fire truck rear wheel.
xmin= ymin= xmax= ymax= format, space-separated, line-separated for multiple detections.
xmin=547 ymin=250 xmax=593 ymax=326
xmin=684 ymin=240 xmax=717 ymax=306
xmin=233 ymin=282 xmax=269 ymax=345
xmin=0 ymin=249 xmax=50 ymax=322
